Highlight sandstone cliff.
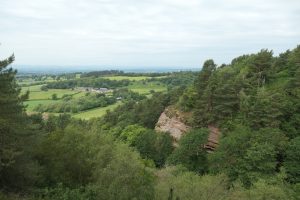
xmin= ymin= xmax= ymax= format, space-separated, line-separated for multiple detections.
xmin=155 ymin=106 xmax=220 ymax=150
xmin=155 ymin=106 xmax=191 ymax=144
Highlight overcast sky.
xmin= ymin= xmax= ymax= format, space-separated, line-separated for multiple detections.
xmin=0 ymin=0 xmax=299 ymax=68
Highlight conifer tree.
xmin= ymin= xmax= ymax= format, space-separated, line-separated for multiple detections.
xmin=0 ymin=54 xmax=24 ymax=170
xmin=193 ymin=59 xmax=216 ymax=126
xmin=0 ymin=54 xmax=37 ymax=190
xmin=248 ymin=49 xmax=273 ymax=87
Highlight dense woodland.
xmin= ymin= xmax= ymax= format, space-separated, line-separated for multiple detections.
xmin=0 ymin=46 xmax=300 ymax=199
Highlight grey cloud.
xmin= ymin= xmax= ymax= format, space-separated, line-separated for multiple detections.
xmin=0 ymin=0 xmax=299 ymax=67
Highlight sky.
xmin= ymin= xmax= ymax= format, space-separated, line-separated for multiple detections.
xmin=0 ymin=0 xmax=299 ymax=69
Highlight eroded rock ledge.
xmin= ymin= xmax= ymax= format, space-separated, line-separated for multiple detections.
xmin=155 ymin=106 xmax=221 ymax=151
xmin=155 ymin=106 xmax=191 ymax=144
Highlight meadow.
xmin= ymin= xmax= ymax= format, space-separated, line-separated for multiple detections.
xmin=72 ymin=102 xmax=122 ymax=120
xmin=126 ymin=82 xmax=166 ymax=94
xmin=22 ymin=85 xmax=84 ymax=100
xmin=20 ymin=75 xmax=167 ymax=119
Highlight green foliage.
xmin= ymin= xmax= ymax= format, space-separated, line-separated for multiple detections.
xmin=37 ymin=126 xmax=99 ymax=187
xmin=135 ymin=130 xmax=173 ymax=167
xmin=51 ymin=93 xmax=58 ymax=100
xmin=0 ymin=54 xmax=41 ymax=190
xmin=120 ymin=124 xmax=147 ymax=145
xmin=157 ymin=71 xmax=197 ymax=88
xmin=2 ymin=46 xmax=300 ymax=199
xmin=155 ymin=167 xmax=295 ymax=200
xmin=167 ymin=129 xmax=209 ymax=174
xmin=228 ymin=179 xmax=295 ymax=200
xmin=90 ymin=143 xmax=155 ymax=200
xmin=155 ymin=167 xmax=228 ymax=200
xmin=35 ymin=124 xmax=155 ymax=199
xmin=34 ymin=94 xmax=116 ymax=113
xmin=112 ymin=88 xmax=145 ymax=101
xmin=246 ymin=88 xmax=285 ymax=129
xmin=177 ymin=86 xmax=197 ymax=111
xmin=284 ymin=137 xmax=300 ymax=183
xmin=190 ymin=46 xmax=300 ymax=131
xmin=248 ymin=49 xmax=273 ymax=87
xmin=36 ymin=184 xmax=91 ymax=200
xmin=99 ymin=92 xmax=171 ymax=130
xmin=209 ymin=125 xmax=288 ymax=186
xmin=44 ymin=77 xmax=130 ymax=89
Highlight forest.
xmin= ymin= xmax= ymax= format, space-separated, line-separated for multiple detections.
xmin=0 ymin=45 xmax=299 ymax=200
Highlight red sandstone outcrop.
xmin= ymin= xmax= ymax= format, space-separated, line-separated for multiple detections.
xmin=155 ymin=107 xmax=221 ymax=151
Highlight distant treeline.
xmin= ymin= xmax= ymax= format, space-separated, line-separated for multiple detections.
xmin=42 ymin=77 xmax=130 ymax=89
xmin=152 ymin=71 xmax=198 ymax=87
xmin=81 ymin=70 xmax=171 ymax=77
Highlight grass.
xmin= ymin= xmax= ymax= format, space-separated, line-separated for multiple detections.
xmin=29 ymin=89 xmax=80 ymax=100
xmin=18 ymin=77 xmax=56 ymax=86
xmin=20 ymin=76 xmax=167 ymax=120
xmin=22 ymin=84 xmax=85 ymax=112
xmin=126 ymin=81 xmax=167 ymax=94
xmin=21 ymin=84 xmax=44 ymax=92
xmin=72 ymin=102 xmax=122 ymax=120
xmin=24 ymin=99 xmax=58 ymax=112
xmin=21 ymin=85 xmax=82 ymax=100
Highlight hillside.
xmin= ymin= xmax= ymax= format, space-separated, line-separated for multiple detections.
xmin=0 ymin=46 xmax=299 ymax=199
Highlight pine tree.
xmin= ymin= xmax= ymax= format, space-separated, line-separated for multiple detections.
xmin=0 ymin=54 xmax=37 ymax=190
xmin=249 ymin=49 xmax=273 ymax=87
xmin=194 ymin=59 xmax=216 ymax=95
xmin=0 ymin=54 xmax=24 ymax=170
xmin=193 ymin=59 xmax=217 ymax=126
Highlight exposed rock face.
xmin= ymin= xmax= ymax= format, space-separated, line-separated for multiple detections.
xmin=155 ymin=107 xmax=191 ymax=143
xmin=204 ymin=125 xmax=221 ymax=152
xmin=155 ymin=107 xmax=221 ymax=151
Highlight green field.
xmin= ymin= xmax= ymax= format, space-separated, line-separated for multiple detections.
xmin=18 ymin=77 xmax=56 ymax=86
xmin=21 ymin=76 xmax=167 ymax=119
xmin=127 ymin=81 xmax=167 ymax=94
xmin=22 ymin=84 xmax=85 ymax=112
xmin=21 ymin=83 xmax=118 ymax=119
xmin=22 ymin=85 xmax=83 ymax=100
xmin=24 ymin=99 xmax=58 ymax=111
xmin=21 ymin=84 xmax=44 ymax=92
xmin=72 ymin=102 xmax=121 ymax=120
xmin=25 ymin=100 xmax=121 ymax=120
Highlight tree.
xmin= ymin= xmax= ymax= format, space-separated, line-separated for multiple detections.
xmin=52 ymin=93 xmax=58 ymax=100
xmin=194 ymin=59 xmax=216 ymax=95
xmin=155 ymin=167 xmax=228 ymax=200
xmin=284 ymin=136 xmax=300 ymax=183
xmin=120 ymin=124 xmax=147 ymax=145
xmin=0 ymin=54 xmax=39 ymax=190
xmin=91 ymin=143 xmax=155 ymax=200
xmin=135 ymin=131 xmax=173 ymax=167
xmin=193 ymin=60 xmax=217 ymax=126
xmin=209 ymin=126 xmax=288 ymax=186
xmin=247 ymin=88 xmax=284 ymax=129
xmin=167 ymin=129 xmax=208 ymax=174
xmin=248 ymin=49 xmax=273 ymax=87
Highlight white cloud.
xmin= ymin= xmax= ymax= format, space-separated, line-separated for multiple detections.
xmin=0 ymin=0 xmax=299 ymax=67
